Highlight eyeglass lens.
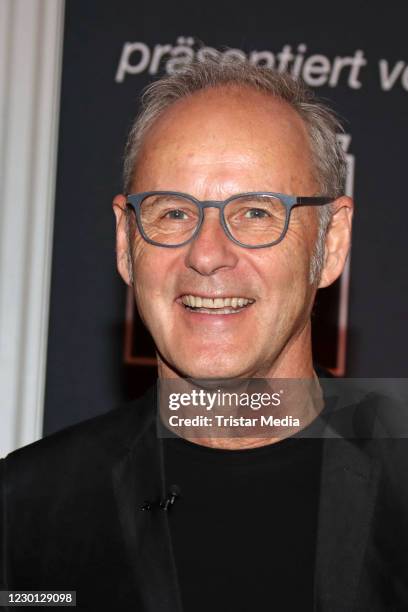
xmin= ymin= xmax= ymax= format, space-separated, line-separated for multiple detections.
xmin=139 ymin=194 xmax=288 ymax=247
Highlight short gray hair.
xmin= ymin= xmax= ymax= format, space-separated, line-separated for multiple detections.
xmin=123 ymin=55 xmax=347 ymax=283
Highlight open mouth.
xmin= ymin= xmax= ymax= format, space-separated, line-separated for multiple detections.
xmin=178 ymin=294 xmax=255 ymax=315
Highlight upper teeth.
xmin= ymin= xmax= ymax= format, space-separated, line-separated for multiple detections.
xmin=181 ymin=295 xmax=254 ymax=308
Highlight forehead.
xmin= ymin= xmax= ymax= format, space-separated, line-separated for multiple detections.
xmin=132 ymin=85 xmax=316 ymax=194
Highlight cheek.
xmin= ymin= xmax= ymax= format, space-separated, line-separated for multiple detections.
xmin=290 ymin=208 xmax=319 ymax=252
xmin=250 ymin=228 xmax=316 ymax=317
xmin=132 ymin=240 xmax=167 ymax=320
xmin=132 ymin=239 xmax=181 ymax=336
xmin=281 ymin=213 xmax=318 ymax=278
xmin=254 ymin=237 xmax=312 ymax=288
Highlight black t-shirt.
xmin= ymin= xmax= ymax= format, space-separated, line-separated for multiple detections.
xmin=163 ymin=426 xmax=323 ymax=612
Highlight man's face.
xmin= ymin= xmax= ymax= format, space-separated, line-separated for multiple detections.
xmin=121 ymin=87 xmax=328 ymax=378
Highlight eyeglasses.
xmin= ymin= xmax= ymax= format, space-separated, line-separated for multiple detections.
xmin=126 ymin=191 xmax=334 ymax=249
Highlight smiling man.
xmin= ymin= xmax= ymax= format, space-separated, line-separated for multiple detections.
xmin=1 ymin=57 xmax=407 ymax=611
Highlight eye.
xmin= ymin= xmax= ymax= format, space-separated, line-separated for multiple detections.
xmin=244 ymin=208 xmax=271 ymax=219
xmin=163 ymin=209 xmax=189 ymax=220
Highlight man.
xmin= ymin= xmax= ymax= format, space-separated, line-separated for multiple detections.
xmin=1 ymin=57 xmax=407 ymax=611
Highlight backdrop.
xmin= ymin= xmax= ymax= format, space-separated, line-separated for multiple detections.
xmin=43 ymin=0 xmax=408 ymax=435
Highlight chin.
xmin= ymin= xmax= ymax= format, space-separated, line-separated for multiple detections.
xmin=173 ymin=354 xmax=252 ymax=380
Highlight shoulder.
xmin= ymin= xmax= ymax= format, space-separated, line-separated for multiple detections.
xmin=321 ymin=386 xmax=408 ymax=493
xmin=1 ymin=386 xmax=156 ymax=492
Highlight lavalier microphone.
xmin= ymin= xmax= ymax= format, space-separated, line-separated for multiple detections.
xmin=140 ymin=484 xmax=181 ymax=512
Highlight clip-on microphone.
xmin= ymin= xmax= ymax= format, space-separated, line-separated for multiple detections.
xmin=140 ymin=484 xmax=181 ymax=512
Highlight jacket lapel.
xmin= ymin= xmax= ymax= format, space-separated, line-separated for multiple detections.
xmin=111 ymin=394 xmax=182 ymax=612
xmin=314 ymin=429 xmax=381 ymax=612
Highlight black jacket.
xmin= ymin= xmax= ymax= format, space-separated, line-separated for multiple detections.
xmin=1 ymin=385 xmax=408 ymax=611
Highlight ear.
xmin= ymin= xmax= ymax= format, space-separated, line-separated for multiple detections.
xmin=112 ymin=194 xmax=133 ymax=286
xmin=318 ymin=196 xmax=354 ymax=289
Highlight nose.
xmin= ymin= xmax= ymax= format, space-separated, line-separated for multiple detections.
xmin=184 ymin=208 xmax=239 ymax=276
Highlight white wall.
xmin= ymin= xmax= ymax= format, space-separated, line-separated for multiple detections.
xmin=0 ymin=0 xmax=65 ymax=457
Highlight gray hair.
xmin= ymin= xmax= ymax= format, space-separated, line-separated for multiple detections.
xmin=123 ymin=55 xmax=347 ymax=284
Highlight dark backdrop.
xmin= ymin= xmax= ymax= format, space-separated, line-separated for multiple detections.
xmin=43 ymin=0 xmax=408 ymax=435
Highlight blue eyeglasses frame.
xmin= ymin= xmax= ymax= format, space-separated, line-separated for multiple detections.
xmin=126 ymin=191 xmax=335 ymax=249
